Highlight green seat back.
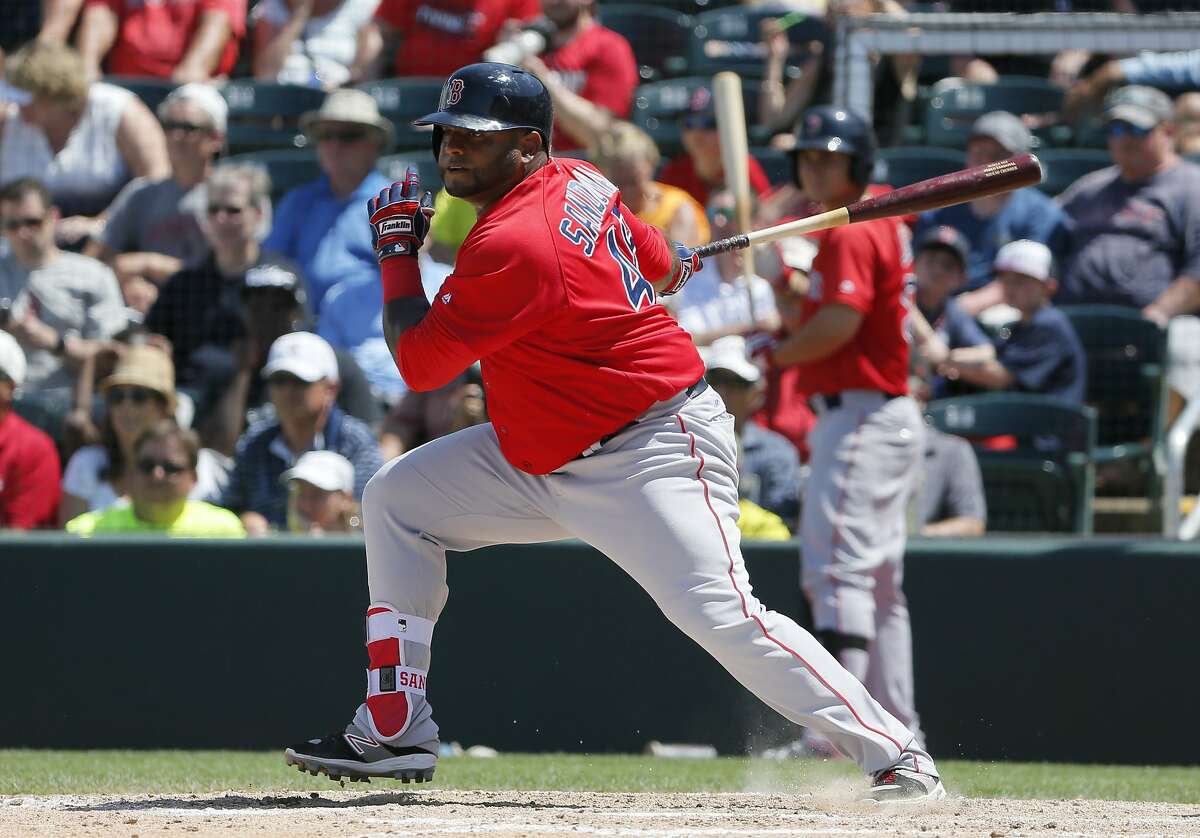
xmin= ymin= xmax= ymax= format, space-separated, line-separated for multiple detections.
xmin=685 ymin=6 xmax=829 ymax=80
xmin=872 ymin=147 xmax=966 ymax=188
xmin=1035 ymin=149 xmax=1111 ymax=197
xmin=632 ymin=76 xmax=764 ymax=159
xmin=221 ymin=82 xmax=326 ymax=154
xmin=924 ymin=76 xmax=1064 ymax=149
xmin=105 ymin=76 xmax=178 ymax=114
xmin=598 ymin=5 xmax=693 ymax=82
xmin=354 ymin=78 xmax=444 ymax=151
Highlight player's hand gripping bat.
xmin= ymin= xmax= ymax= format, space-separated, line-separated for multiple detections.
xmin=694 ymin=154 xmax=1044 ymax=258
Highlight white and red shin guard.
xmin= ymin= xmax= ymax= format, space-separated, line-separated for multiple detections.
xmin=364 ymin=602 xmax=434 ymax=743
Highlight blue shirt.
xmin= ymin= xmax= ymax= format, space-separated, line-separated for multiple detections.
xmin=319 ymin=272 xmax=406 ymax=402
xmin=994 ymin=306 xmax=1087 ymax=404
xmin=264 ymin=171 xmax=389 ymax=313
xmin=1119 ymin=50 xmax=1200 ymax=92
xmin=220 ymin=404 xmax=383 ymax=528
xmin=915 ymin=187 xmax=1064 ymax=291
xmin=740 ymin=421 xmax=801 ymax=530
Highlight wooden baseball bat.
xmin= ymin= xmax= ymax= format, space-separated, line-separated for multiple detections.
xmin=711 ymin=71 xmax=758 ymax=325
xmin=694 ymin=154 xmax=1044 ymax=258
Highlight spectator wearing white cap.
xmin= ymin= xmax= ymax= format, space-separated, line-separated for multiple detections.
xmin=913 ymin=111 xmax=1063 ymax=317
xmin=263 ymin=89 xmax=392 ymax=313
xmin=85 ymin=83 xmax=229 ymax=312
xmin=220 ymin=331 xmax=382 ymax=536
xmin=702 ymin=335 xmax=801 ymax=533
xmin=938 ymin=240 xmax=1086 ymax=404
xmin=0 ymin=331 xmax=62 ymax=529
xmin=283 ymin=449 xmax=361 ymax=534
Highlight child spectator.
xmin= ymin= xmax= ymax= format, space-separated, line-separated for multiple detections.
xmin=253 ymin=0 xmax=381 ymax=89
xmin=67 ymin=420 xmax=244 ymax=536
xmin=938 ymin=240 xmax=1086 ymax=404
xmin=0 ymin=332 xmax=62 ymax=529
xmin=283 ymin=450 xmax=362 ymax=534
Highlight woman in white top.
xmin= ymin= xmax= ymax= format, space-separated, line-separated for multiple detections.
xmin=0 ymin=41 xmax=169 ymax=243
xmin=59 ymin=343 xmax=227 ymax=525
xmin=252 ymin=0 xmax=380 ymax=90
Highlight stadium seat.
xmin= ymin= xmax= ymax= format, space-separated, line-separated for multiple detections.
xmin=1034 ymin=149 xmax=1111 ymax=196
xmin=598 ymin=5 xmax=693 ymax=82
xmin=105 ymin=76 xmax=178 ymax=113
xmin=376 ymin=153 xmax=443 ymax=196
xmin=355 ymin=78 xmax=443 ymax=151
xmin=871 ymin=146 xmax=965 ymax=188
xmin=222 ymin=149 xmax=322 ymax=204
xmin=631 ymin=76 xmax=766 ymax=159
xmin=923 ymin=76 xmax=1065 ymax=149
xmin=220 ymin=81 xmax=326 ymax=154
xmin=750 ymin=146 xmax=792 ymax=187
xmin=684 ymin=6 xmax=829 ymax=80
xmin=926 ymin=392 xmax=1098 ymax=534
xmin=1060 ymin=304 xmax=1169 ymax=496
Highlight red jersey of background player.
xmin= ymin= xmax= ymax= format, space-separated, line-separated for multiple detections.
xmin=396 ymin=158 xmax=704 ymax=474
xmin=542 ymin=24 xmax=638 ymax=152
xmin=375 ymin=0 xmax=540 ymax=78
xmin=795 ymin=215 xmax=913 ymax=396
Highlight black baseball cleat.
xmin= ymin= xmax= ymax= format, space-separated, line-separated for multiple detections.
xmin=862 ymin=766 xmax=947 ymax=803
xmin=284 ymin=719 xmax=437 ymax=783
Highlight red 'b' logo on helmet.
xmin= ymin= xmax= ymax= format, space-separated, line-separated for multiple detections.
xmin=445 ymin=78 xmax=465 ymax=107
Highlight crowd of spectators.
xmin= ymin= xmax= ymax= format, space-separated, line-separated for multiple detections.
xmin=1 ymin=0 xmax=1198 ymax=537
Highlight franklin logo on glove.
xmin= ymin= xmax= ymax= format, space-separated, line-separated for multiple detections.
xmin=377 ymin=218 xmax=414 ymax=236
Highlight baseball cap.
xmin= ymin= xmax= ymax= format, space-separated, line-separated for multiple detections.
xmin=680 ymin=86 xmax=717 ymax=130
xmin=262 ymin=332 xmax=339 ymax=383
xmin=158 ymin=83 xmax=228 ymax=133
xmin=0 ymin=330 xmax=26 ymax=388
xmin=1104 ymin=85 xmax=1173 ymax=130
xmin=994 ymin=239 xmax=1053 ymax=282
xmin=701 ymin=335 xmax=761 ymax=384
xmin=916 ymin=225 xmax=970 ymax=269
xmin=968 ymin=110 xmax=1033 ymax=155
xmin=242 ymin=259 xmax=307 ymax=305
xmin=282 ymin=450 xmax=355 ymax=493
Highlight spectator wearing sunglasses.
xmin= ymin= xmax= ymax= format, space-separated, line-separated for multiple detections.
xmin=1052 ymin=85 xmax=1200 ymax=422
xmin=262 ymin=89 xmax=391 ymax=313
xmin=66 ymin=420 xmax=245 ymax=537
xmin=0 ymin=332 xmax=62 ymax=530
xmin=59 ymin=344 xmax=229 ymax=525
xmin=657 ymin=86 xmax=773 ymax=210
xmin=84 ymin=84 xmax=227 ymax=315
xmin=0 ymin=178 xmax=127 ymax=422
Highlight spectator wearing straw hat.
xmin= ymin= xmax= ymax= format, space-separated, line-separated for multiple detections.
xmin=263 ymin=89 xmax=391 ymax=313
xmin=283 ymin=449 xmax=361 ymax=534
xmin=0 ymin=331 xmax=62 ymax=530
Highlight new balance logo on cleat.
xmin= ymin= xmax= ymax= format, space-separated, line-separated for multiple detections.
xmin=343 ymin=731 xmax=380 ymax=756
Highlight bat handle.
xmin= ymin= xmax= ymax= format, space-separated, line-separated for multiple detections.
xmin=694 ymin=234 xmax=750 ymax=258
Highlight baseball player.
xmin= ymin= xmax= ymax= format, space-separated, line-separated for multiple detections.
xmin=759 ymin=106 xmax=926 ymax=750
xmin=284 ymin=64 xmax=944 ymax=802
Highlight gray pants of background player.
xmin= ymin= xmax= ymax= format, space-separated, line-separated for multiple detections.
xmin=357 ymin=384 xmax=936 ymax=777
xmin=801 ymin=390 xmax=926 ymax=748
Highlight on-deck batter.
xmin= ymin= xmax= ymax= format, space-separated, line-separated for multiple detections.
xmin=283 ymin=63 xmax=945 ymax=803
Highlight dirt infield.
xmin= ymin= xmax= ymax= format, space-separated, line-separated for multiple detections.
xmin=3 ymin=789 xmax=1198 ymax=838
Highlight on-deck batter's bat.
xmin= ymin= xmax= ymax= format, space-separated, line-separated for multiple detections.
xmin=694 ymin=154 xmax=1044 ymax=258
xmin=711 ymin=70 xmax=758 ymax=324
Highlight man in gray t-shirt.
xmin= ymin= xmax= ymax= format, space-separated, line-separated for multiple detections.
xmin=0 ymin=179 xmax=127 ymax=394
xmin=915 ymin=428 xmax=987 ymax=538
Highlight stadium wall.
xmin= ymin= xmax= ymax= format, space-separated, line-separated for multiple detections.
xmin=5 ymin=536 xmax=1198 ymax=764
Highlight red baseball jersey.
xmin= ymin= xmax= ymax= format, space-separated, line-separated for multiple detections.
xmin=542 ymin=24 xmax=638 ymax=152
xmin=657 ymin=153 xmax=772 ymax=208
xmin=794 ymin=213 xmax=913 ymax=396
xmin=397 ymin=158 xmax=705 ymax=474
xmin=0 ymin=411 xmax=62 ymax=529
xmin=375 ymin=0 xmax=541 ymax=78
xmin=87 ymin=0 xmax=246 ymax=78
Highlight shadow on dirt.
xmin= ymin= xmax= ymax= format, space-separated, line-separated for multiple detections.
xmin=65 ymin=792 xmax=595 ymax=812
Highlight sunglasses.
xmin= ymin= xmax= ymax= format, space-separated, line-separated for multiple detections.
xmin=162 ymin=120 xmax=211 ymax=135
xmin=3 ymin=216 xmax=45 ymax=231
xmin=136 ymin=457 xmax=189 ymax=477
xmin=1106 ymin=120 xmax=1153 ymax=139
xmin=207 ymin=204 xmax=246 ymax=217
xmin=315 ymin=128 xmax=368 ymax=144
xmin=107 ymin=386 xmax=159 ymax=406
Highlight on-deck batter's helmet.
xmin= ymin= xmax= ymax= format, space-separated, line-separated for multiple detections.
xmin=788 ymin=105 xmax=876 ymax=188
xmin=413 ymin=62 xmax=554 ymax=158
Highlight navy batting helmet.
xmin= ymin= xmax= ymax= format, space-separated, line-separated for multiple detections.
xmin=788 ymin=105 xmax=877 ymax=188
xmin=413 ymin=62 xmax=553 ymax=157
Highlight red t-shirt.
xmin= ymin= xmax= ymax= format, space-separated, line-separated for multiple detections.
xmin=0 ymin=411 xmax=62 ymax=530
xmin=794 ymin=212 xmax=913 ymax=396
xmin=657 ymin=153 xmax=772 ymax=209
xmin=397 ymin=157 xmax=705 ymax=474
xmin=542 ymin=24 xmax=637 ymax=152
xmin=87 ymin=0 xmax=246 ymax=78
xmin=376 ymin=0 xmax=541 ymax=78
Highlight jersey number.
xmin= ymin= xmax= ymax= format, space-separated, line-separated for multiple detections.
xmin=607 ymin=206 xmax=655 ymax=311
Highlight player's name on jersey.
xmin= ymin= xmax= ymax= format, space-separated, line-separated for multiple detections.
xmin=558 ymin=164 xmax=618 ymax=257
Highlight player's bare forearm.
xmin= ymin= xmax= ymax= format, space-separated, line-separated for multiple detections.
xmin=772 ymin=304 xmax=862 ymax=366
xmin=1145 ymin=275 xmax=1200 ymax=323
xmin=383 ymin=297 xmax=430 ymax=354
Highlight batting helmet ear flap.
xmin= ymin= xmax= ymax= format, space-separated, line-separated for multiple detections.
xmin=431 ymin=125 xmax=443 ymax=158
